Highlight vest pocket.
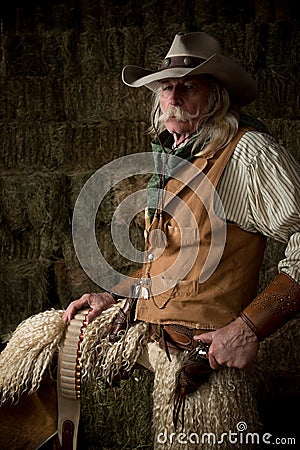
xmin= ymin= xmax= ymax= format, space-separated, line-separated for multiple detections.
xmin=152 ymin=278 xmax=199 ymax=308
xmin=166 ymin=225 xmax=200 ymax=249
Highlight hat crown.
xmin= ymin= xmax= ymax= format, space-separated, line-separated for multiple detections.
xmin=166 ymin=32 xmax=222 ymax=59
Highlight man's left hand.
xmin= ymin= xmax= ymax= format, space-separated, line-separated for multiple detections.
xmin=194 ymin=317 xmax=259 ymax=370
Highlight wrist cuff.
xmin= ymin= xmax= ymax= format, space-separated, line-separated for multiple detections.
xmin=241 ymin=272 xmax=300 ymax=340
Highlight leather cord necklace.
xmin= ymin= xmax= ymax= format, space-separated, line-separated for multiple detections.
xmin=152 ymin=120 xmax=193 ymax=235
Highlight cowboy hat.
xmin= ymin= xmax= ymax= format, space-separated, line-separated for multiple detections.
xmin=122 ymin=31 xmax=258 ymax=106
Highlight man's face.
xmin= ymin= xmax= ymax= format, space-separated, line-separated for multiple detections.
xmin=159 ymin=75 xmax=211 ymax=136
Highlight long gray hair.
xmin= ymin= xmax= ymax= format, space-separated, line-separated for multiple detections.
xmin=149 ymin=76 xmax=240 ymax=156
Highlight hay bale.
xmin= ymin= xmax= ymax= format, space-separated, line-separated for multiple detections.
xmin=203 ymin=22 xmax=245 ymax=63
xmin=80 ymin=0 xmax=111 ymax=31
xmin=66 ymin=121 xmax=151 ymax=166
xmin=0 ymin=172 xmax=68 ymax=233
xmin=246 ymin=67 xmax=298 ymax=119
xmin=64 ymin=74 xmax=151 ymax=123
xmin=81 ymin=371 xmax=154 ymax=450
xmin=263 ymin=119 xmax=300 ymax=161
xmin=64 ymin=170 xmax=146 ymax=303
xmin=266 ymin=21 xmax=299 ymax=68
xmin=244 ymin=22 xmax=268 ymax=70
xmin=0 ymin=258 xmax=52 ymax=333
xmin=0 ymin=122 xmax=65 ymax=170
xmin=113 ymin=174 xmax=150 ymax=228
xmin=78 ymin=27 xmax=124 ymax=76
xmin=52 ymin=243 xmax=102 ymax=308
xmin=41 ymin=29 xmax=79 ymax=77
xmin=193 ymin=0 xmax=216 ymax=27
xmin=0 ymin=172 xmax=69 ymax=263
xmin=0 ymin=120 xmax=151 ymax=171
xmin=6 ymin=33 xmax=47 ymax=77
xmin=122 ymin=26 xmax=146 ymax=67
xmin=0 ymin=35 xmax=8 ymax=77
xmin=258 ymin=239 xmax=286 ymax=291
xmin=244 ymin=22 xmax=299 ymax=119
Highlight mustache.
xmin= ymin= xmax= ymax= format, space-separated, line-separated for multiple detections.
xmin=158 ymin=106 xmax=199 ymax=123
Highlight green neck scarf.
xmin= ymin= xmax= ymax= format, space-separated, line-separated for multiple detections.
xmin=146 ymin=114 xmax=269 ymax=222
xmin=147 ymin=130 xmax=199 ymax=220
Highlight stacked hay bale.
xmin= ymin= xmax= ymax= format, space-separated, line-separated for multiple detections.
xmin=0 ymin=0 xmax=299 ymax=448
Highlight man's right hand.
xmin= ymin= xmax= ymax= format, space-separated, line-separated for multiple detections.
xmin=62 ymin=292 xmax=116 ymax=323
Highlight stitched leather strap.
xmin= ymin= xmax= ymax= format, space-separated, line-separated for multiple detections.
xmin=57 ymin=309 xmax=90 ymax=449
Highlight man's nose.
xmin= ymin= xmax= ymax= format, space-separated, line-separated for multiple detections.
xmin=168 ymin=86 xmax=182 ymax=106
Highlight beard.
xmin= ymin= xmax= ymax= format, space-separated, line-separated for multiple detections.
xmin=158 ymin=106 xmax=200 ymax=125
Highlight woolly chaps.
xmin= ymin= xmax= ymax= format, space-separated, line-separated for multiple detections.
xmin=0 ymin=306 xmax=299 ymax=450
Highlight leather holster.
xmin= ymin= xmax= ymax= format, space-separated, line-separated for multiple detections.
xmin=241 ymin=272 xmax=300 ymax=340
xmin=149 ymin=323 xmax=203 ymax=353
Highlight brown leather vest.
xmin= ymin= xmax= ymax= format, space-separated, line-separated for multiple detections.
xmin=136 ymin=129 xmax=267 ymax=330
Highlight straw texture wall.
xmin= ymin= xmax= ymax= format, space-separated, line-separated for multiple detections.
xmin=0 ymin=0 xmax=299 ymax=448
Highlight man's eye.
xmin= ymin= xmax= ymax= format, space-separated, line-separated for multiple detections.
xmin=162 ymin=85 xmax=172 ymax=91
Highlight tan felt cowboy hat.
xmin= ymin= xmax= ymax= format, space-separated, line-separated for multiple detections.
xmin=122 ymin=31 xmax=258 ymax=106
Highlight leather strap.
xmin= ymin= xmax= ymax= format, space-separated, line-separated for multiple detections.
xmin=159 ymin=56 xmax=205 ymax=70
xmin=57 ymin=309 xmax=90 ymax=449
xmin=149 ymin=323 xmax=207 ymax=353
xmin=241 ymin=272 xmax=300 ymax=340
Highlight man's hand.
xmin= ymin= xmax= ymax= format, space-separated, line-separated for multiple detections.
xmin=194 ymin=317 xmax=259 ymax=370
xmin=62 ymin=292 xmax=116 ymax=323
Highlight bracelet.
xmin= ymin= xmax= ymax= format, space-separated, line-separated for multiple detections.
xmin=240 ymin=312 xmax=262 ymax=340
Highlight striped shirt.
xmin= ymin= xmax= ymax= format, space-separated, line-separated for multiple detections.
xmin=217 ymin=131 xmax=300 ymax=283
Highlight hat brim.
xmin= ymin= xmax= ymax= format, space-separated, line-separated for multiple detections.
xmin=122 ymin=54 xmax=257 ymax=106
